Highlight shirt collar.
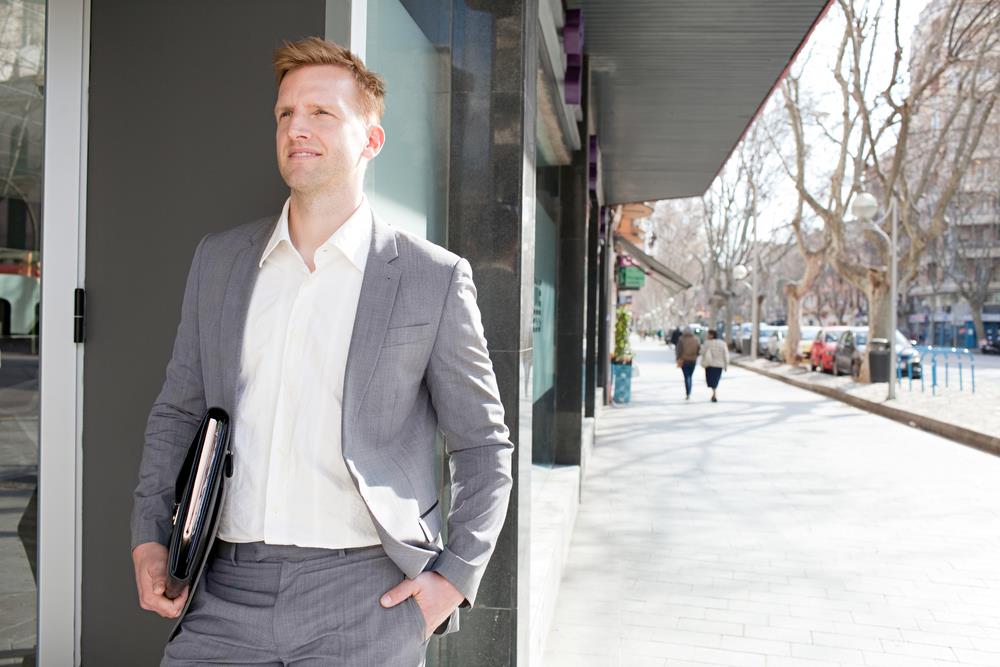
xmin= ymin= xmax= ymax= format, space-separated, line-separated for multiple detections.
xmin=259 ymin=197 xmax=373 ymax=273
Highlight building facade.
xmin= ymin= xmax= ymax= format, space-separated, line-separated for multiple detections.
xmin=904 ymin=0 xmax=1000 ymax=347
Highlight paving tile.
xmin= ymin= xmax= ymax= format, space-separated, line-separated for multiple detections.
xmin=790 ymin=642 xmax=864 ymax=663
xmin=952 ymin=648 xmax=1000 ymax=667
xmin=765 ymin=657 xmax=841 ymax=667
xmin=859 ymin=652 xmax=945 ymax=667
xmin=879 ymin=638 xmax=959 ymax=660
xmin=676 ymin=618 xmax=744 ymax=637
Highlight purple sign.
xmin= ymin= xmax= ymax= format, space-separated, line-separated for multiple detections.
xmin=589 ymin=135 xmax=599 ymax=192
xmin=564 ymin=9 xmax=584 ymax=104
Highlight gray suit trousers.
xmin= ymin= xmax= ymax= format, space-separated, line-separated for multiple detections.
xmin=162 ymin=543 xmax=428 ymax=666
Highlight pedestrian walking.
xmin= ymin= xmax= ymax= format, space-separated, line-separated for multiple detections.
xmin=676 ymin=327 xmax=700 ymax=399
xmin=701 ymin=328 xmax=729 ymax=402
xmin=131 ymin=37 xmax=512 ymax=666
xmin=670 ymin=326 xmax=682 ymax=347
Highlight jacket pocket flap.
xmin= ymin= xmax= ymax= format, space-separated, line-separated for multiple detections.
xmin=383 ymin=323 xmax=432 ymax=348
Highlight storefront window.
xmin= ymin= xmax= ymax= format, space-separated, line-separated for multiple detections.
xmin=533 ymin=172 xmax=558 ymax=464
xmin=364 ymin=0 xmax=449 ymax=245
xmin=0 ymin=0 xmax=43 ymax=662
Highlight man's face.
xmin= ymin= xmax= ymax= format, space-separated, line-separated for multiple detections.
xmin=274 ymin=64 xmax=383 ymax=195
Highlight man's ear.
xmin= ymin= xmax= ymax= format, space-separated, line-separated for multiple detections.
xmin=363 ymin=124 xmax=385 ymax=160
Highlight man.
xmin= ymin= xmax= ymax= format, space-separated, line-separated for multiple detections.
xmin=131 ymin=37 xmax=513 ymax=666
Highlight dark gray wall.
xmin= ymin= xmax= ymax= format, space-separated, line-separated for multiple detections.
xmin=82 ymin=2 xmax=325 ymax=663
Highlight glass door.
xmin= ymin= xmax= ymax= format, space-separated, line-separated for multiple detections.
xmin=0 ymin=1 xmax=44 ymax=664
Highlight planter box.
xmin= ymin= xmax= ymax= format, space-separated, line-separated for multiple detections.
xmin=612 ymin=363 xmax=632 ymax=403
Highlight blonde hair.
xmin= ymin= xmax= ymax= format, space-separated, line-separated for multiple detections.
xmin=273 ymin=37 xmax=386 ymax=122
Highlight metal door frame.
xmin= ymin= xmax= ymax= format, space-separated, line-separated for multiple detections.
xmin=39 ymin=0 xmax=90 ymax=663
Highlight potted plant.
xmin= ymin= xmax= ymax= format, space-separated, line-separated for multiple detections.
xmin=611 ymin=306 xmax=634 ymax=403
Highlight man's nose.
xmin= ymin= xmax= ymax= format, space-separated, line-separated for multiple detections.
xmin=286 ymin=112 xmax=311 ymax=139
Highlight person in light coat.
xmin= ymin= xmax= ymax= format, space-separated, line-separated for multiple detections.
xmin=701 ymin=329 xmax=729 ymax=402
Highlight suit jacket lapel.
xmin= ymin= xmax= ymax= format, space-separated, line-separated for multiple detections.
xmin=344 ymin=216 xmax=400 ymax=424
xmin=220 ymin=219 xmax=273 ymax=411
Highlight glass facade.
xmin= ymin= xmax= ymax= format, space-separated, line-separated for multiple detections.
xmin=364 ymin=0 xmax=450 ymax=245
xmin=0 ymin=0 xmax=43 ymax=662
xmin=533 ymin=165 xmax=559 ymax=465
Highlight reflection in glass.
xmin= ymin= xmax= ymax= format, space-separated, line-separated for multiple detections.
xmin=0 ymin=1 xmax=43 ymax=664
xmin=532 ymin=181 xmax=557 ymax=465
xmin=365 ymin=0 xmax=450 ymax=245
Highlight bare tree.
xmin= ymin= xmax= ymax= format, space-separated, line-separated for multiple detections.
xmin=633 ymin=199 xmax=707 ymax=331
xmin=814 ymin=264 xmax=868 ymax=324
xmin=781 ymin=0 xmax=1000 ymax=379
xmin=702 ymin=122 xmax=784 ymax=346
xmin=780 ymin=194 xmax=829 ymax=364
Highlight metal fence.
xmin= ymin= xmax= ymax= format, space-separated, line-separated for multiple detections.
xmin=905 ymin=346 xmax=976 ymax=395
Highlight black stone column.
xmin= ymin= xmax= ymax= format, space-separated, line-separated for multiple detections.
xmin=597 ymin=207 xmax=613 ymax=404
xmin=436 ymin=1 xmax=537 ymax=665
xmin=554 ymin=123 xmax=589 ymax=465
xmin=585 ymin=191 xmax=599 ymax=418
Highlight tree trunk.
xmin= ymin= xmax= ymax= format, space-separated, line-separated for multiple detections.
xmin=783 ymin=250 xmax=825 ymax=365
xmin=783 ymin=284 xmax=803 ymax=365
xmin=859 ymin=271 xmax=891 ymax=383
xmin=970 ymin=301 xmax=985 ymax=348
xmin=723 ymin=302 xmax=733 ymax=347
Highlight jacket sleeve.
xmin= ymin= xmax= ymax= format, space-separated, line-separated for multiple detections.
xmin=130 ymin=236 xmax=209 ymax=550
xmin=424 ymin=259 xmax=514 ymax=607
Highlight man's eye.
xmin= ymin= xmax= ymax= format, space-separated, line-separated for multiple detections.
xmin=314 ymin=109 xmax=330 ymax=116
xmin=278 ymin=111 xmax=291 ymax=119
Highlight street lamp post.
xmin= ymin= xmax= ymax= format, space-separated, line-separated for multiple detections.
xmin=750 ymin=256 xmax=760 ymax=360
xmin=732 ymin=264 xmax=753 ymax=355
xmin=850 ymin=192 xmax=898 ymax=401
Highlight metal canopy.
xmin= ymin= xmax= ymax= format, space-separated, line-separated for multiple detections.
xmin=570 ymin=0 xmax=831 ymax=204
xmin=616 ymin=236 xmax=692 ymax=293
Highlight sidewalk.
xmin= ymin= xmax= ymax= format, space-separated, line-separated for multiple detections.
xmin=732 ymin=355 xmax=1000 ymax=456
xmin=543 ymin=338 xmax=1000 ymax=667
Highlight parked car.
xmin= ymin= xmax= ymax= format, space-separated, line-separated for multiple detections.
xmin=797 ymin=326 xmax=821 ymax=359
xmin=687 ymin=323 xmax=706 ymax=343
xmin=832 ymin=327 xmax=868 ymax=377
xmin=765 ymin=328 xmax=785 ymax=361
xmin=757 ymin=324 xmax=779 ymax=357
xmin=833 ymin=328 xmax=924 ymax=379
xmin=893 ymin=330 xmax=923 ymax=379
xmin=981 ymin=337 xmax=1000 ymax=355
xmin=734 ymin=322 xmax=753 ymax=353
xmin=764 ymin=326 xmax=788 ymax=361
xmin=729 ymin=323 xmax=742 ymax=350
xmin=737 ymin=323 xmax=768 ymax=355
xmin=809 ymin=325 xmax=851 ymax=372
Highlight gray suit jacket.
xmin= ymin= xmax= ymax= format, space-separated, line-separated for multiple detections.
xmin=131 ymin=214 xmax=514 ymax=633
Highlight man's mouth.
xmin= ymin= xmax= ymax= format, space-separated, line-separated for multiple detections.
xmin=289 ymin=151 xmax=320 ymax=158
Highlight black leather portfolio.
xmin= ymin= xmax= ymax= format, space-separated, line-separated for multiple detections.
xmin=165 ymin=407 xmax=233 ymax=600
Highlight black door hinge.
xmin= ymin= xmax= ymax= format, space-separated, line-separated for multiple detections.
xmin=73 ymin=288 xmax=86 ymax=343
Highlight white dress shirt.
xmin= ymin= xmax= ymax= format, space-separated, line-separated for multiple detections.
xmin=217 ymin=197 xmax=381 ymax=548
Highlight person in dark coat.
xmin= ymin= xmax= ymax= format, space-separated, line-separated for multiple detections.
xmin=670 ymin=327 xmax=682 ymax=347
xmin=676 ymin=328 xmax=700 ymax=400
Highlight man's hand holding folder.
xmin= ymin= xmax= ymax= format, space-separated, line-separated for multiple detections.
xmin=133 ymin=543 xmax=188 ymax=619
xmin=132 ymin=407 xmax=231 ymax=624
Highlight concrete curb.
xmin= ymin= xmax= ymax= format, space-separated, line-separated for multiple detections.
xmin=733 ymin=359 xmax=1000 ymax=458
